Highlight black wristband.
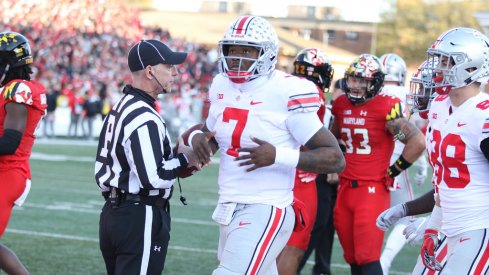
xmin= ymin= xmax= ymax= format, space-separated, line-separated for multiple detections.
xmin=387 ymin=164 xmax=401 ymax=178
xmin=339 ymin=143 xmax=347 ymax=154
xmin=395 ymin=155 xmax=413 ymax=170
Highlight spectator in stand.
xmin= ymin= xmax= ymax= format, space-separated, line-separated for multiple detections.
xmin=43 ymin=81 xmax=60 ymax=138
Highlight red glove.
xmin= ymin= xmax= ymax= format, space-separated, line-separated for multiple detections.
xmin=420 ymin=229 xmax=442 ymax=271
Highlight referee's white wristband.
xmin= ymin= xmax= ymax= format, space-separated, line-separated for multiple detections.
xmin=188 ymin=130 xmax=204 ymax=150
xmin=275 ymin=147 xmax=300 ymax=168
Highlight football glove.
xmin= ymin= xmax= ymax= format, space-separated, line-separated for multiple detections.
xmin=403 ymin=217 xmax=427 ymax=245
xmin=421 ymin=229 xmax=442 ymax=271
xmin=297 ymin=169 xmax=317 ymax=183
xmin=376 ymin=203 xmax=407 ymax=231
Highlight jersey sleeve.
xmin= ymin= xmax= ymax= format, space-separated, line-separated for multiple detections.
xmin=205 ymin=76 xmax=221 ymax=130
xmin=384 ymin=95 xmax=403 ymax=121
xmin=286 ymin=77 xmax=321 ymax=114
xmin=3 ymin=81 xmax=34 ymax=105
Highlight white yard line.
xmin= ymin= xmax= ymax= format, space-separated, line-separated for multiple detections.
xmin=5 ymin=228 xmax=410 ymax=274
xmin=19 ymin=202 xmax=217 ymax=226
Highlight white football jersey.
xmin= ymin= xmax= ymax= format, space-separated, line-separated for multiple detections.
xmin=380 ymin=85 xmax=409 ymax=155
xmin=426 ymin=92 xmax=489 ymax=237
xmin=207 ymin=70 xmax=323 ymax=208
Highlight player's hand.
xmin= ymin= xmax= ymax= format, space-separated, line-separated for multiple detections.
xmin=414 ymin=169 xmax=427 ymax=186
xmin=420 ymin=229 xmax=442 ymax=271
xmin=376 ymin=203 xmax=407 ymax=231
xmin=191 ymin=131 xmax=216 ymax=166
xmin=327 ymin=173 xmax=339 ymax=184
xmin=403 ymin=217 xmax=427 ymax=245
xmin=177 ymin=138 xmax=201 ymax=170
xmin=297 ymin=169 xmax=316 ymax=183
xmin=235 ymin=137 xmax=275 ymax=172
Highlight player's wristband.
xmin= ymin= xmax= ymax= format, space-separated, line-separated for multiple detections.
xmin=395 ymin=155 xmax=413 ymax=170
xmin=387 ymin=164 xmax=401 ymax=178
xmin=188 ymin=130 xmax=204 ymax=150
xmin=275 ymin=147 xmax=300 ymax=168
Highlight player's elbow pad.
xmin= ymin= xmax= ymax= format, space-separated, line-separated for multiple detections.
xmin=0 ymin=129 xmax=22 ymax=155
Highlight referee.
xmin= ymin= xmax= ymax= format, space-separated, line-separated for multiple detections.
xmin=95 ymin=39 xmax=198 ymax=275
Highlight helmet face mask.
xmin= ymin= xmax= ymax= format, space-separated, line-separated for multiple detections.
xmin=425 ymin=27 xmax=489 ymax=95
xmin=292 ymin=48 xmax=334 ymax=91
xmin=408 ymin=60 xmax=438 ymax=113
xmin=218 ymin=15 xmax=279 ymax=83
xmin=344 ymin=54 xmax=385 ymax=104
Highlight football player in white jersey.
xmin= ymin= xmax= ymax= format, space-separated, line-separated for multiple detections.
xmin=377 ymin=27 xmax=489 ymax=274
xmin=190 ymin=15 xmax=345 ymax=275
xmin=378 ymin=53 xmax=429 ymax=275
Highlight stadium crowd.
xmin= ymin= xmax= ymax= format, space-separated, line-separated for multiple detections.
xmin=0 ymin=0 xmax=218 ymax=139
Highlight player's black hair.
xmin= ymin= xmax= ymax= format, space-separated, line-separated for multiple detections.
xmin=1 ymin=65 xmax=32 ymax=86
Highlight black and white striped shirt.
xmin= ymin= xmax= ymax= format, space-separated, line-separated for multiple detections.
xmin=94 ymin=85 xmax=188 ymax=199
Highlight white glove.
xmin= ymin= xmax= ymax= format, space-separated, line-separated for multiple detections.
xmin=376 ymin=203 xmax=407 ymax=231
xmin=403 ymin=217 xmax=428 ymax=245
xmin=413 ymin=155 xmax=428 ymax=186
xmin=414 ymin=169 xmax=427 ymax=186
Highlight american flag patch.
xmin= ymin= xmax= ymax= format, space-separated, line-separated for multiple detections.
xmin=287 ymin=93 xmax=320 ymax=112
xmin=483 ymin=118 xmax=489 ymax=134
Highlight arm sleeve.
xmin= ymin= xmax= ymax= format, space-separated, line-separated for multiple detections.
xmin=0 ymin=129 xmax=22 ymax=155
xmin=126 ymin=121 xmax=187 ymax=190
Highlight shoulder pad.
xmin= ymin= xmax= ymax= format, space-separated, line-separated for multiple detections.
xmin=3 ymin=81 xmax=34 ymax=105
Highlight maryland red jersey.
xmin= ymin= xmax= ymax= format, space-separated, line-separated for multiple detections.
xmin=332 ymin=94 xmax=401 ymax=181
xmin=0 ymin=80 xmax=47 ymax=178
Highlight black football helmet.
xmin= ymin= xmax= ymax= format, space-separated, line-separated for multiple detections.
xmin=293 ymin=48 xmax=334 ymax=91
xmin=344 ymin=54 xmax=385 ymax=104
xmin=0 ymin=32 xmax=33 ymax=68
xmin=0 ymin=32 xmax=33 ymax=83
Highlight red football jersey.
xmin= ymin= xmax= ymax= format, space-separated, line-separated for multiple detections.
xmin=0 ymin=80 xmax=47 ymax=178
xmin=332 ymin=94 xmax=401 ymax=181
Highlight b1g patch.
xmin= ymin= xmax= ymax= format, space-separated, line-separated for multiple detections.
xmin=3 ymin=81 xmax=33 ymax=105
xmin=386 ymin=102 xmax=402 ymax=121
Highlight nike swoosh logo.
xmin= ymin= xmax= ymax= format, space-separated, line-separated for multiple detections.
xmin=457 ymin=122 xmax=466 ymax=127
xmin=239 ymin=221 xmax=251 ymax=226
xmin=250 ymin=100 xmax=263 ymax=105
xmin=460 ymin=237 xmax=470 ymax=243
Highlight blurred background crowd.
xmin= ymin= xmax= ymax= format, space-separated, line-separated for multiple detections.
xmin=2 ymin=0 xmax=489 ymax=140
xmin=1 ymin=0 xmax=219 ymax=139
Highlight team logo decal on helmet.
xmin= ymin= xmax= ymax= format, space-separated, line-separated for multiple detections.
xmin=293 ymin=48 xmax=334 ymax=91
xmin=218 ymin=15 xmax=279 ymax=83
xmin=425 ymin=27 xmax=489 ymax=95
xmin=344 ymin=54 xmax=385 ymax=104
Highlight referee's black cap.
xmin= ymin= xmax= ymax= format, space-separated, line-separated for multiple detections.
xmin=127 ymin=40 xmax=187 ymax=72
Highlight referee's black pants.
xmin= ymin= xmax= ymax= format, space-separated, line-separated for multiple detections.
xmin=99 ymin=200 xmax=171 ymax=275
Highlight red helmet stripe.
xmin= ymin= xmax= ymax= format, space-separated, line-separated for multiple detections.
xmin=234 ymin=16 xmax=251 ymax=35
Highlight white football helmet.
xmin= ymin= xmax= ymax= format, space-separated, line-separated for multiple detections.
xmin=407 ymin=59 xmax=438 ymax=113
xmin=379 ymin=53 xmax=407 ymax=86
xmin=426 ymin=27 xmax=489 ymax=94
xmin=218 ymin=15 xmax=279 ymax=83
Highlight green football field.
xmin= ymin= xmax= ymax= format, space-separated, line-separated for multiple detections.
xmin=2 ymin=140 xmax=432 ymax=274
